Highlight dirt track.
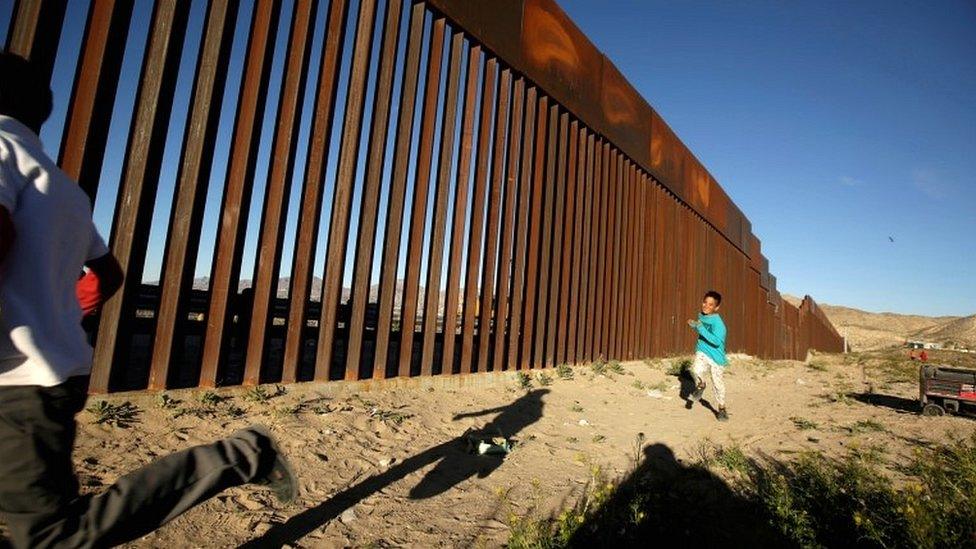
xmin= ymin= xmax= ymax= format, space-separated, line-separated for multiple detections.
xmin=2 ymin=351 xmax=974 ymax=547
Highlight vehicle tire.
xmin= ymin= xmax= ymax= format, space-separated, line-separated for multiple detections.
xmin=922 ymin=403 xmax=945 ymax=417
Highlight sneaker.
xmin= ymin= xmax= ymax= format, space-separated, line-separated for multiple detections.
xmin=690 ymin=380 xmax=706 ymax=402
xmin=251 ymin=425 xmax=299 ymax=504
xmin=716 ymin=408 xmax=729 ymax=422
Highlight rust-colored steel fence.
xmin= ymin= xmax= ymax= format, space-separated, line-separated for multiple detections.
xmin=3 ymin=0 xmax=843 ymax=393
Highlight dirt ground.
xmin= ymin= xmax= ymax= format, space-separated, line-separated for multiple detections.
xmin=2 ymin=350 xmax=975 ymax=548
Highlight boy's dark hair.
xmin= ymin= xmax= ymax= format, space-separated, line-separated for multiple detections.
xmin=704 ymin=290 xmax=722 ymax=305
xmin=0 ymin=51 xmax=54 ymax=133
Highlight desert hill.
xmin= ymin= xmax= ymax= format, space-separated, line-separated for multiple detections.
xmin=783 ymin=294 xmax=975 ymax=351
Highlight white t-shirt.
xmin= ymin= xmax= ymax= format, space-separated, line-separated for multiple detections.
xmin=0 ymin=115 xmax=110 ymax=386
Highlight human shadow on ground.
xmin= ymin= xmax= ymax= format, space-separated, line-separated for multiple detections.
xmin=678 ymin=369 xmax=720 ymax=418
xmin=850 ymin=392 xmax=920 ymax=414
xmin=678 ymin=368 xmax=697 ymax=408
xmin=567 ymin=443 xmax=790 ymax=547
xmin=241 ymin=389 xmax=549 ymax=547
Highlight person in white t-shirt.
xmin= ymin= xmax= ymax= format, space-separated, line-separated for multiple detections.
xmin=0 ymin=51 xmax=297 ymax=548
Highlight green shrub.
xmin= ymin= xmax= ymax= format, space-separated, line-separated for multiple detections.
xmin=86 ymin=400 xmax=140 ymax=428
xmin=790 ymin=417 xmax=818 ymax=431
xmin=508 ymin=434 xmax=976 ymax=547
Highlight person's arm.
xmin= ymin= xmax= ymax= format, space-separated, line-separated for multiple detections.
xmin=696 ymin=318 xmax=726 ymax=347
xmin=0 ymin=205 xmax=14 ymax=266
xmin=76 ymin=253 xmax=123 ymax=317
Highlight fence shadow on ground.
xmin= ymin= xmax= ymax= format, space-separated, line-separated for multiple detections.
xmin=241 ymin=389 xmax=549 ymax=547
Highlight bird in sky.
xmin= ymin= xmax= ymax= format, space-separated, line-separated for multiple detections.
xmin=888 ymin=236 xmax=895 ymax=242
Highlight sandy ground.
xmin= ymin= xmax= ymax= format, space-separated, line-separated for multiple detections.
xmin=2 ymin=351 xmax=975 ymax=547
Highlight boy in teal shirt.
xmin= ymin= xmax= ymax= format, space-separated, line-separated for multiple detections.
xmin=687 ymin=290 xmax=729 ymax=421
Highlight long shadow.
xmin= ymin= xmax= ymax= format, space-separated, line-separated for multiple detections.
xmin=678 ymin=369 xmax=720 ymax=418
xmin=850 ymin=392 xmax=920 ymax=414
xmin=567 ymin=443 xmax=790 ymax=547
xmin=242 ymin=389 xmax=549 ymax=547
xmin=678 ymin=368 xmax=696 ymax=409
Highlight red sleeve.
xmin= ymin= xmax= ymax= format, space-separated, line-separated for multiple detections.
xmin=76 ymin=270 xmax=102 ymax=317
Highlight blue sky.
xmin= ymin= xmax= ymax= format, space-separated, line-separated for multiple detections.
xmin=557 ymin=0 xmax=976 ymax=317
xmin=2 ymin=0 xmax=974 ymax=317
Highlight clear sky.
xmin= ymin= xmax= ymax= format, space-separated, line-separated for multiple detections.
xmin=2 ymin=0 xmax=973 ymax=317
xmin=556 ymin=0 xmax=976 ymax=317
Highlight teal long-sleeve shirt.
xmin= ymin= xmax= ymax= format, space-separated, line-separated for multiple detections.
xmin=695 ymin=312 xmax=728 ymax=366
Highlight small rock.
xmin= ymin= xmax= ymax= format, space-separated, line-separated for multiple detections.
xmin=796 ymin=378 xmax=806 ymax=385
xmin=340 ymin=508 xmax=357 ymax=524
xmin=646 ymin=390 xmax=664 ymax=399
xmin=578 ymin=419 xmax=590 ymax=426
xmin=379 ymin=457 xmax=395 ymax=468
xmin=807 ymin=436 xmax=820 ymax=443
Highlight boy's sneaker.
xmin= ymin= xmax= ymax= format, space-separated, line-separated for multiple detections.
xmin=690 ymin=380 xmax=706 ymax=402
xmin=716 ymin=408 xmax=729 ymax=422
xmin=251 ymin=425 xmax=299 ymax=504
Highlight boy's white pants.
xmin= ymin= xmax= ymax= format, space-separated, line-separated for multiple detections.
xmin=692 ymin=351 xmax=726 ymax=407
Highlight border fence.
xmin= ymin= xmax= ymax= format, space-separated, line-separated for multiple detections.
xmin=3 ymin=0 xmax=843 ymax=393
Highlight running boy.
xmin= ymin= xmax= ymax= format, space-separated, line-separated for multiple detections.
xmin=687 ymin=290 xmax=729 ymax=421
xmin=0 ymin=52 xmax=296 ymax=548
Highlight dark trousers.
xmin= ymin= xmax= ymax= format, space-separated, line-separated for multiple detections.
xmin=0 ymin=377 xmax=273 ymax=548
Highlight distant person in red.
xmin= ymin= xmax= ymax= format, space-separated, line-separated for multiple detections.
xmin=920 ymin=350 xmax=928 ymax=362
xmin=0 ymin=52 xmax=296 ymax=548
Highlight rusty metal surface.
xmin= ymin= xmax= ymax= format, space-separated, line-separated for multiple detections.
xmin=90 ymin=0 xmax=192 ymax=393
xmin=316 ymin=0 xmax=380 ymax=382
xmin=565 ymin=124 xmax=585 ymax=364
xmin=242 ymin=0 xmax=318 ymax=386
xmin=397 ymin=14 xmax=446 ymax=378
xmin=520 ymin=0 xmax=602 ymax=138
xmin=506 ymin=86 xmax=538 ymax=371
xmin=199 ymin=0 xmax=282 ymax=388
xmin=425 ymin=0 xmax=524 ymax=67
xmin=372 ymin=1 xmax=425 ymax=379
xmin=440 ymin=43 xmax=483 ymax=376
xmin=35 ymin=0 xmax=844 ymax=395
xmin=575 ymin=133 xmax=594 ymax=362
xmin=476 ymin=67 xmax=512 ymax=372
xmin=420 ymin=29 xmax=465 ymax=376
xmin=148 ymin=0 xmax=240 ymax=390
xmin=58 ymin=0 xmax=133 ymax=202
xmin=491 ymin=76 xmax=526 ymax=373
xmin=593 ymin=140 xmax=609 ymax=359
xmin=5 ymin=0 xmax=67 ymax=82
xmin=345 ymin=0 xmax=405 ymax=378
xmin=460 ymin=55 xmax=497 ymax=374
xmin=282 ymin=0 xmax=349 ymax=383
xmin=518 ymin=94 xmax=548 ymax=369
xmin=544 ymin=110 xmax=568 ymax=368
xmin=532 ymin=103 xmax=558 ymax=368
